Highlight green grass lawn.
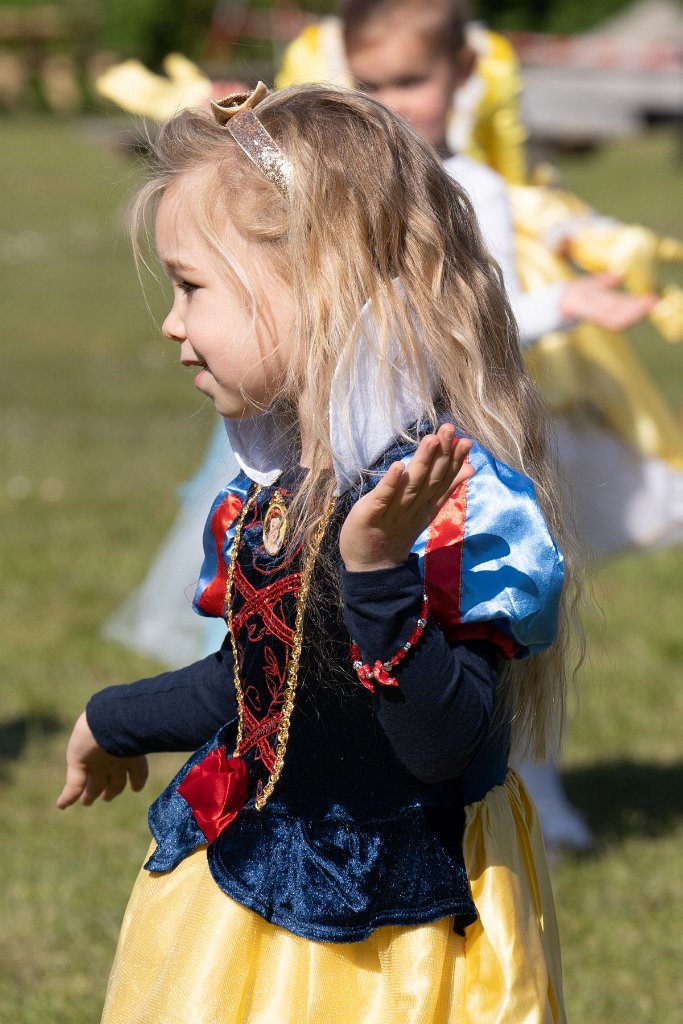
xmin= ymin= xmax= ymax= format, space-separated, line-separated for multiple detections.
xmin=0 ymin=118 xmax=681 ymax=1022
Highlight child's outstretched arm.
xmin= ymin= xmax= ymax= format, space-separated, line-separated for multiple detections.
xmin=57 ymin=711 xmax=148 ymax=809
xmin=340 ymin=424 xmax=474 ymax=572
xmin=58 ymin=642 xmax=238 ymax=809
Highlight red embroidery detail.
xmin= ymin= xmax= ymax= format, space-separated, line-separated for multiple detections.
xmin=232 ymin=562 xmax=302 ymax=646
xmin=177 ymin=747 xmax=248 ymax=842
xmin=239 ymin=712 xmax=282 ymax=770
xmin=228 ymin=496 xmax=304 ymax=778
xmin=197 ymin=493 xmax=244 ymax=616
xmin=263 ymin=645 xmax=283 ymax=698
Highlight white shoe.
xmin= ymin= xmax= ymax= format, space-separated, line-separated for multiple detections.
xmin=519 ymin=760 xmax=594 ymax=853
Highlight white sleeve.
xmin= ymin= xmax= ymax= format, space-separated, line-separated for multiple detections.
xmin=510 ymin=284 xmax=571 ymax=347
xmin=447 ymin=158 xmax=573 ymax=347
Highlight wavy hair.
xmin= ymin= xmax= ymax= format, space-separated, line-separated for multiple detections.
xmin=131 ymin=84 xmax=582 ymax=760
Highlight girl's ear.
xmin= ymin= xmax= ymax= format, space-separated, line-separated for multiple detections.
xmin=454 ymin=45 xmax=477 ymax=88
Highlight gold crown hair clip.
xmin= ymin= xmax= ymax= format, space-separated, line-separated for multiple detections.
xmin=211 ymin=81 xmax=292 ymax=195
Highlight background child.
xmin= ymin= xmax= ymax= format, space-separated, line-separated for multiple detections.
xmin=338 ymin=0 xmax=656 ymax=337
xmin=59 ymin=83 xmax=574 ymax=1023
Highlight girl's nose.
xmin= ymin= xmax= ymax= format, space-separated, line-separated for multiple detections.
xmin=162 ymin=305 xmax=186 ymax=342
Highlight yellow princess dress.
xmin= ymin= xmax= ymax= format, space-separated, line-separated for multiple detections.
xmin=94 ymin=414 xmax=567 ymax=1024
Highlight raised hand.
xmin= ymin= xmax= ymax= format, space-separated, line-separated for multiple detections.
xmin=339 ymin=424 xmax=474 ymax=573
xmin=56 ymin=711 xmax=149 ymax=809
xmin=560 ymin=272 xmax=657 ymax=332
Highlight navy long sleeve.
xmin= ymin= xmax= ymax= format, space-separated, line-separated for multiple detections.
xmin=88 ymin=557 xmax=499 ymax=778
xmin=341 ymin=556 xmax=500 ymax=784
xmin=86 ymin=640 xmax=237 ymax=757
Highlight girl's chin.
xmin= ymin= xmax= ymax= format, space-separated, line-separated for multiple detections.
xmin=209 ymin=395 xmax=262 ymax=420
xmin=193 ymin=369 xmax=211 ymax=393
xmin=193 ymin=376 xmax=263 ymax=419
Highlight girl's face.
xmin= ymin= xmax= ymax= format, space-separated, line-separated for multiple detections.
xmin=347 ymin=27 xmax=466 ymax=153
xmin=156 ymin=185 xmax=294 ymax=419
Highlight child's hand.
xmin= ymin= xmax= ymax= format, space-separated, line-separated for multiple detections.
xmin=340 ymin=425 xmax=474 ymax=573
xmin=560 ymin=273 xmax=657 ymax=332
xmin=56 ymin=711 xmax=149 ymax=809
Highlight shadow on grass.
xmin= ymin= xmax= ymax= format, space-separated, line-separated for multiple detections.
xmin=0 ymin=714 xmax=62 ymax=780
xmin=563 ymin=760 xmax=683 ymax=842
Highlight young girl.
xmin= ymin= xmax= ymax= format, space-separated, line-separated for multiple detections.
xmin=59 ymin=83 xmax=574 ymax=1023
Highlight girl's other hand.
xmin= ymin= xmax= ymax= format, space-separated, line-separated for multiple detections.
xmin=56 ymin=711 xmax=149 ymax=809
xmin=340 ymin=424 xmax=474 ymax=573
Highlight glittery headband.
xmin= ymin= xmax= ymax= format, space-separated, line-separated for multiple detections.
xmin=211 ymin=81 xmax=292 ymax=194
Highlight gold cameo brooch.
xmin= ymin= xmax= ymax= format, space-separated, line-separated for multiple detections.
xmin=262 ymin=491 xmax=287 ymax=556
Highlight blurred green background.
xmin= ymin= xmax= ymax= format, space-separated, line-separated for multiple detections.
xmin=0 ymin=0 xmax=650 ymax=70
xmin=1 ymin=2 xmax=683 ymax=1022
xmin=2 ymin=0 xmax=679 ymax=111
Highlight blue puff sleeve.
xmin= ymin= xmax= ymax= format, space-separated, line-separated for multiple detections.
xmin=411 ymin=441 xmax=564 ymax=658
xmin=192 ymin=470 xmax=252 ymax=619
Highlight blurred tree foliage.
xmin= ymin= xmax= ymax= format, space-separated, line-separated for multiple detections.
xmin=101 ymin=0 xmax=216 ymax=63
xmin=0 ymin=0 xmax=337 ymax=66
xmin=0 ymin=0 xmax=223 ymax=66
xmin=477 ymin=0 xmax=657 ymax=33
xmin=0 ymin=1 xmax=660 ymax=68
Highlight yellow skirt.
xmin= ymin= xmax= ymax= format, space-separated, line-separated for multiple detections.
xmin=102 ymin=772 xmax=565 ymax=1024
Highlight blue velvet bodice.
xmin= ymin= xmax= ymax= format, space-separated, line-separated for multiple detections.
xmin=146 ymin=430 xmax=562 ymax=943
xmin=147 ymin=474 xmax=496 ymax=941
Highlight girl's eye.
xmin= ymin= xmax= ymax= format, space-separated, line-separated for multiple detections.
xmin=397 ymin=76 xmax=428 ymax=89
xmin=179 ymin=280 xmax=199 ymax=296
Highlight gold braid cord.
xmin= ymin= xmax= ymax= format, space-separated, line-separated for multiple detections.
xmin=225 ymin=485 xmax=334 ymax=810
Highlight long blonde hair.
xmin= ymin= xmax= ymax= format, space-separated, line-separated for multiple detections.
xmin=131 ymin=84 xmax=582 ymax=759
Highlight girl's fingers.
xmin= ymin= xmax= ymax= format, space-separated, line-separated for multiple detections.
xmin=445 ymin=440 xmax=475 ymax=490
xmin=128 ymin=756 xmax=149 ymax=793
xmin=430 ymin=428 xmax=466 ymax=487
xmin=424 ymin=425 xmax=457 ymax=491
xmin=403 ymin=427 xmax=467 ymax=501
xmin=450 ymin=438 xmax=473 ymax=485
xmin=80 ymin=771 xmax=107 ymax=806
xmin=56 ymin=768 xmax=87 ymax=809
xmin=433 ymin=459 xmax=476 ymax=514
xmin=418 ymin=432 xmax=471 ymax=505
xmin=400 ymin=435 xmax=440 ymax=499
xmin=390 ymin=428 xmax=450 ymax=510
xmin=452 ymin=460 xmax=475 ymax=491
xmin=102 ymin=768 xmax=128 ymax=802
xmin=425 ymin=439 xmax=475 ymax=516
xmin=357 ymin=432 xmax=473 ymax=528
xmin=58 ymin=757 xmax=149 ymax=808
xmin=366 ymin=461 xmax=408 ymax=512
